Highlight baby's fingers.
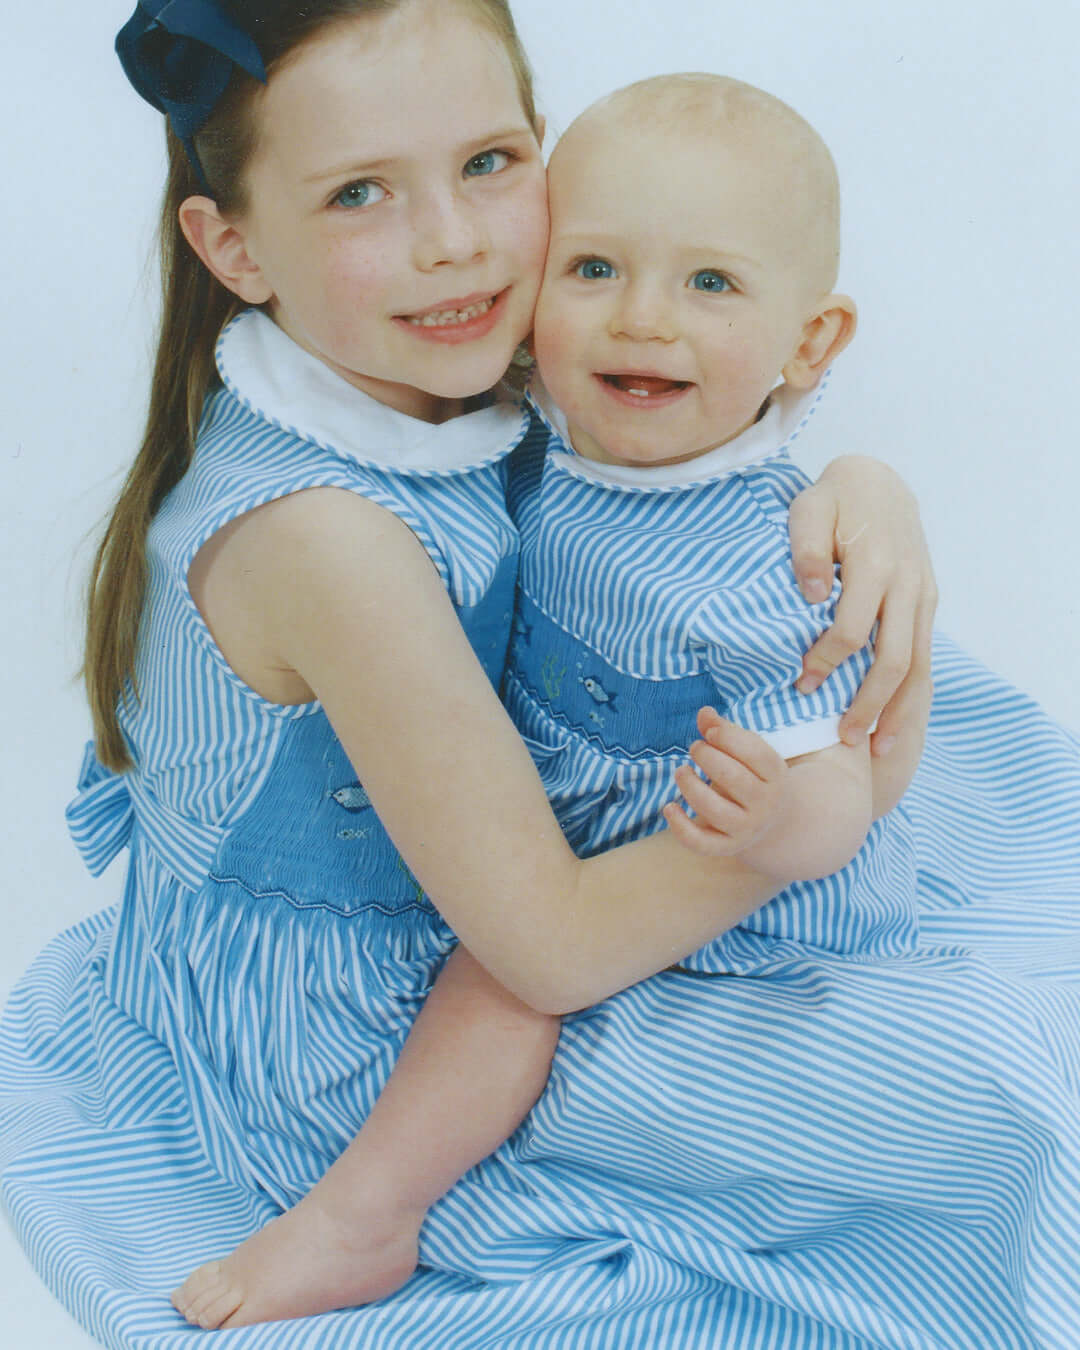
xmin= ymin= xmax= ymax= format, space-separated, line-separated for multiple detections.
xmin=696 ymin=712 xmax=787 ymax=784
xmin=686 ymin=741 xmax=768 ymax=811
xmin=663 ymin=800 xmax=740 ymax=857
xmin=674 ymin=764 xmax=749 ymax=839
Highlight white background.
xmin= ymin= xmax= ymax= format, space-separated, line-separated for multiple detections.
xmin=2 ymin=1 xmax=1078 ymax=1344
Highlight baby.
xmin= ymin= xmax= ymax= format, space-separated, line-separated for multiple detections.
xmin=511 ymin=72 xmax=878 ymax=887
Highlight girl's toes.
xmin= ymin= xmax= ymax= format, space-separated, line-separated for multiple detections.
xmin=172 ymin=1261 xmax=242 ymax=1329
xmin=195 ymin=1287 xmax=245 ymax=1330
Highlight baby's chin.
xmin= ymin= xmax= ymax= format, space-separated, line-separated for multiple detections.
xmin=573 ymin=441 xmax=715 ymax=469
xmin=569 ymin=423 xmax=736 ymax=469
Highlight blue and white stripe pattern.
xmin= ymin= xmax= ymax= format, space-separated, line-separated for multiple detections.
xmin=2 ymin=314 xmax=1080 ymax=1348
xmin=505 ymin=388 xmax=918 ymax=964
xmin=495 ymin=389 xmax=1080 ymax=1344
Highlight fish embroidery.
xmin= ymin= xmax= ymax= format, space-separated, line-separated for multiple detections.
xmin=580 ymin=676 xmax=617 ymax=710
xmin=330 ymin=784 xmax=372 ymax=812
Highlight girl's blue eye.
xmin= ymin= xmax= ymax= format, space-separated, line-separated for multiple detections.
xmin=465 ymin=150 xmax=510 ymax=177
xmin=334 ymin=180 xmax=386 ymax=209
xmin=690 ymin=269 xmax=731 ymax=293
xmin=575 ymin=259 xmax=616 ymax=281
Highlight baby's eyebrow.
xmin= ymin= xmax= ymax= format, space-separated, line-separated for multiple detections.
xmin=547 ymin=231 xmax=618 ymax=250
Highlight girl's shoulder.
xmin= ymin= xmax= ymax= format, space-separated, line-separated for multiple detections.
xmin=213 ymin=309 xmax=529 ymax=481
xmin=160 ymin=310 xmax=528 ymax=597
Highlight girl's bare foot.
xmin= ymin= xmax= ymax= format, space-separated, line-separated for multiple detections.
xmin=170 ymin=1192 xmax=422 ymax=1329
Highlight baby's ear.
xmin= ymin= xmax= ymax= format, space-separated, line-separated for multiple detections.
xmin=178 ymin=196 xmax=274 ymax=305
xmin=782 ymin=296 xmax=857 ymax=389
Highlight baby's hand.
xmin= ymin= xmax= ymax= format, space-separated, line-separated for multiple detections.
xmin=663 ymin=709 xmax=791 ymax=869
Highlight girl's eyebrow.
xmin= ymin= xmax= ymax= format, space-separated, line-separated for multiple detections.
xmin=303 ymin=157 xmax=397 ymax=185
xmin=462 ymin=124 xmax=536 ymax=146
xmin=303 ymin=126 xmax=536 ymax=185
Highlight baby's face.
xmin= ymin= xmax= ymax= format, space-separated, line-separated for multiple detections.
xmin=533 ymin=119 xmax=822 ymax=467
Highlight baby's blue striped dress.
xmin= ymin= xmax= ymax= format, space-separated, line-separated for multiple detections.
xmin=1 ymin=317 xmax=1079 ymax=1350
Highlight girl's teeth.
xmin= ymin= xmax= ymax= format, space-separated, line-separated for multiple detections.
xmin=408 ymin=298 xmax=494 ymax=327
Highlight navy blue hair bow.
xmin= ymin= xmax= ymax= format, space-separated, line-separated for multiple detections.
xmin=116 ymin=0 xmax=267 ymax=191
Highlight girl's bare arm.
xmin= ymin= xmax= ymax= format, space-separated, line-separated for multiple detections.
xmin=191 ymin=487 xmax=782 ymax=1014
xmin=789 ymin=455 xmax=937 ymax=756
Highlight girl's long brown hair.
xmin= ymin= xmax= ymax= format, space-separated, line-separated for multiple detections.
xmin=85 ymin=0 xmax=538 ymax=770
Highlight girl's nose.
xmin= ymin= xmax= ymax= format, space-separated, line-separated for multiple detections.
xmin=412 ymin=190 xmax=490 ymax=271
xmin=609 ymin=283 xmax=677 ymax=343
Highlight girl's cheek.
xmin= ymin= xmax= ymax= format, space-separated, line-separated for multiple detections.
xmin=516 ymin=176 xmax=552 ymax=278
xmin=324 ymin=236 xmax=393 ymax=293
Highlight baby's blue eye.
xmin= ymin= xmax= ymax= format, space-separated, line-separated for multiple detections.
xmin=334 ymin=180 xmax=386 ymax=209
xmin=690 ymin=269 xmax=731 ymax=293
xmin=465 ymin=150 xmax=510 ymax=177
xmin=575 ymin=259 xmax=616 ymax=281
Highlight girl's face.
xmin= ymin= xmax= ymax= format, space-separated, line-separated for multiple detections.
xmin=233 ymin=0 xmax=549 ymax=422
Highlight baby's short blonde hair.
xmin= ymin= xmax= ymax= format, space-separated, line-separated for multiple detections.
xmin=552 ymin=73 xmax=842 ymax=295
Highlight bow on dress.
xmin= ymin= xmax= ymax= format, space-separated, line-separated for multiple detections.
xmin=66 ymin=743 xmax=134 ymax=878
xmin=66 ymin=743 xmax=228 ymax=890
xmin=115 ymin=0 xmax=266 ymax=190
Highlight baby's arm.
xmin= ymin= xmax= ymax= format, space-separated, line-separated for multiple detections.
xmin=667 ymin=710 xmax=872 ymax=883
xmin=742 ymin=740 xmax=871 ymax=882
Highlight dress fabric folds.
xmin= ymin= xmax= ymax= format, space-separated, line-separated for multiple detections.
xmin=3 ymin=316 xmax=1080 ymax=1348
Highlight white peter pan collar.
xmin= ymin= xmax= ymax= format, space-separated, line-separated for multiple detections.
xmin=526 ymin=374 xmax=827 ymax=492
xmin=215 ymin=309 xmax=528 ymax=475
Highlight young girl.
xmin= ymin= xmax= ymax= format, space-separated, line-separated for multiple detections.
xmin=0 ymin=3 xmax=1028 ymax=1349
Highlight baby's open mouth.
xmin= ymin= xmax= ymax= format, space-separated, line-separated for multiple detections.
xmin=600 ymin=374 xmax=691 ymax=398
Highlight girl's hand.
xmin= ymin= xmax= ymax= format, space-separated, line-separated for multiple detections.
xmin=663 ymin=708 xmax=790 ymax=861
xmin=787 ymin=455 xmax=937 ymax=756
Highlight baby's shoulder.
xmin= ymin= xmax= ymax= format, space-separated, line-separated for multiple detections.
xmin=731 ymin=455 xmax=815 ymax=530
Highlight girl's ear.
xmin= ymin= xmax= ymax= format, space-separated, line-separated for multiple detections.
xmin=782 ymin=296 xmax=857 ymax=390
xmin=177 ymin=196 xmax=274 ymax=305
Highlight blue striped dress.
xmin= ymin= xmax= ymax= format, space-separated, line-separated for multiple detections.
xmin=2 ymin=319 xmax=1080 ymax=1349
xmin=505 ymin=381 xmax=917 ymax=972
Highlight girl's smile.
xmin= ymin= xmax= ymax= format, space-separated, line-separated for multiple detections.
xmin=398 ymin=288 xmax=508 ymax=342
xmin=220 ymin=1 xmax=549 ymax=423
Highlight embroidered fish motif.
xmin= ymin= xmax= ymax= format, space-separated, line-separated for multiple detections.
xmin=580 ymin=676 xmax=617 ymax=709
xmin=331 ymin=784 xmax=372 ymax=812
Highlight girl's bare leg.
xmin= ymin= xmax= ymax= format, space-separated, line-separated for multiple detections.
xmin=171 ymin=946 xmax=560 ymax=1328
